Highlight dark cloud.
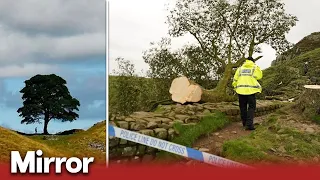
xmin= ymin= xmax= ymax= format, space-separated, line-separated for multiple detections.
xmin=65 ymin=72 xmax=106 ymax=120
xmin=0 ymin=0 xmax=105 ymax=36
xmin=0 ymin=0 xmax=105 ymax=68
xmin=0 ymin=30 xmax=105 ymax=66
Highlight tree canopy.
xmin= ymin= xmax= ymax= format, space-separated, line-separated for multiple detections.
xmin=17 ymin=74 xmax=80 ymax=134
xmin=167 ymin=0 xmax=298 ymax=66
xmin=143 ymin=38 xmax=220 ymax=89
xmin=143 ymin=0 xmax=298 ymax=101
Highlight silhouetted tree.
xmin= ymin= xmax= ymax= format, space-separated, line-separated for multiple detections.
xmin=17 ymin=74 xmax=80 ymax=134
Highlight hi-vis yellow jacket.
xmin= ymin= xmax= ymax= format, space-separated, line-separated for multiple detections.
xmin=232 ymin=60 xmax=263 ymax=95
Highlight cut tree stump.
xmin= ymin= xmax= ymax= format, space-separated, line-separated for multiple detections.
xmin=169 ymin=76 xmax=203 ymax=104
xmin=296 ymin=85 xmax=320 ymax=118
xmin=304 ymin=85 xmax=320 ymax=90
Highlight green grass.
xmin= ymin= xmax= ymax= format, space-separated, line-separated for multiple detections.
xmin=312 ymin=115 xmax=320 ymax=125
xmin=153 ymin=106 xmax=166 ymax=113
xmin=222 ymin=141 xmax=266 ymax=162
xmin=262 ymin=47 xmax=320 ymax=99
xmin=172 ymin=112 xmax=229 ymax=147
xmin=221 ymin=114 xmax=320 ymax=164
xmin=156 ymin=112 xmax=229 ymax=161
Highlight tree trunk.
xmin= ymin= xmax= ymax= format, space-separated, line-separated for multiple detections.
xmin=214 ymin=64 xmax=233 ymax=93
xmin=201 ymin=64 xmax=236 ymax=103
xmin=43 ymin=112 xmax=50 ymax=135
xmin=169 ymin=73 xmax=236 ymax=104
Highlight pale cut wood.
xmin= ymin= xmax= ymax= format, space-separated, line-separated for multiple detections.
xmin=169 ymin=76 xmax=190 ymax=95
xmin=185 ymin=84 xmax=202 ymax=102
xmin=304 ymin=85 xmax=320 ymax=90
xmin=169 ymin=76 xmax=203 ymax=104
xmin=296 ymin=84 xmax=320 ymax=119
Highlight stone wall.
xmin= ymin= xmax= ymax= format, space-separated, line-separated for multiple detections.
xmin=109 ymin=100 xmax=284 ymax=162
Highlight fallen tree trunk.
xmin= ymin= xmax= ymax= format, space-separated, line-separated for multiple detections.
xmin=296 ymin=85 xmax=320 ymax=119
xmin=265 ymin=96 xmax=284 ymax=101
xmin=169 ymin=76 xmax=235 ymax=104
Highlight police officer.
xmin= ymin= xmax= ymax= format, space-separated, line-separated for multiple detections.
xmin=232 ymin=57 xmax=263 ymax=131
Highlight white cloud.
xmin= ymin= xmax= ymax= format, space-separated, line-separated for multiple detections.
xmin=88 ymin=100 xmax=105 ymax=110
xmin=0 ymin=63 xmax=59 ymax=78
xmin=47 ymin=32 xmax=105 ymax=59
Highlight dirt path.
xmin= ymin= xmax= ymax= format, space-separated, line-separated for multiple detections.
xmin=192 ymin=116 xmax=267 ymax=156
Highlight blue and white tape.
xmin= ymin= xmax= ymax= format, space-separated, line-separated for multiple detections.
xmin=108 ymin=125 xmax=253 ymax=169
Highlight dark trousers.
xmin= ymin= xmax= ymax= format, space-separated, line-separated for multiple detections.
xmin=238 ymin=94 xmax=256 ymax=128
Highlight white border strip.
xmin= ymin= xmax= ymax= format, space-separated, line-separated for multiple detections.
xmin=105 ymin=0 xmax=110 ymax=167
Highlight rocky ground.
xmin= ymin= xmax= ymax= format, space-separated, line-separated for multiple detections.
xmin=192 ymin=117 xmax=263 ymax=156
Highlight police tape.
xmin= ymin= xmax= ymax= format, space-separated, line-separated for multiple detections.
xmin=108 ymin=125 xmax=253 ymax=169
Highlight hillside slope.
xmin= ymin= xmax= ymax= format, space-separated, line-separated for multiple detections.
xmin=0 ymin=126 xmax=64 ymax=163
xmin=272 ymin=32 xmax=320 ymax=65
xmin=262 ymin=46 xmax=320 ymax=100
xmin=0 ymin=120 xmax=106 ymax=164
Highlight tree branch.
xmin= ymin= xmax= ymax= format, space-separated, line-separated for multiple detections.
xmin=234 ymin=37 xmax=245 ymax=57
xmin=248 ymin=31 xmax=256 ymax=57
xmin=232 ymin=57 xmax=246 ymax=68
xmin=254 ymin=56 xmax=263 ymax=61
xmin=216 ymin=10 xmax=233 ymax=35
xmin=256 ymin=28 xmax=277 ymax=44
xmin=232 ymin=1 xmax=243 ymax=33
xmin=190 ymin=32 xmax=226 ymax=66
xmin=255 ymin=8 xmax=273 ymax=44
xmin=232 ymin=55 xmax=263 ymax=68
xmin=221 ymin=1 xmax=243 ymax=64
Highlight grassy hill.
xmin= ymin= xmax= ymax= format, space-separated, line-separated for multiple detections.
xmin=261 ymin=33 xmax=320 ymax=100
xmin=0 ymin=126 xmax=64 ymax=163
xmin=0 ymin=120 xmax=106 ymax=164
xmin=272 ymin=32 xmax=320 ymax=66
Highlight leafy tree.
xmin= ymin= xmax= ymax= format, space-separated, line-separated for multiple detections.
xmin=164 ymin=0 xmax=298 ymax=101
xmin=17 ymin=74 xmax=80 ymax=135
xmin=143 ymin=37 xmax=220 ymax=89
xmin=109 ymin=58 xmax=142 ymax=116
xmin=109 ymin=57 xmax=177 ymax=116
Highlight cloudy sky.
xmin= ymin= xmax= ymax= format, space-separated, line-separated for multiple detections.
xmin=0 ymin=0 xmax=105 ymax=134
xmin=109 ymin=0 xmax=320 ymax=72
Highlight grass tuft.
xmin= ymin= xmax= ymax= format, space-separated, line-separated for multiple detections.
xmin=156 ymin=112 xmax=229 ymax=161
xmin=172 ymin=112 xmax=229 ymax=147
xmin=222 ymin=140 xmax=266 ymax=162
xmin=312 ymin=115 xmax=320 ymax=125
